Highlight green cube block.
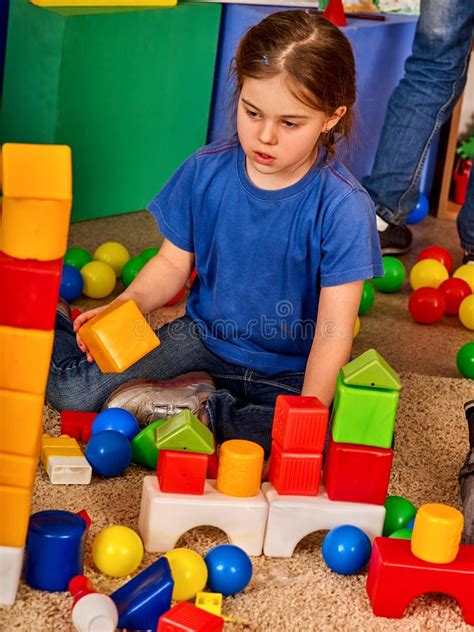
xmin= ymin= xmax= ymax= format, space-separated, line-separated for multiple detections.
xmin=331 ymin=372 xmax=399 ymax=448
xmin=1 ymin=0 xmax=221 ymax=221
xmin=131 ymin=418 xmax=167 ymax=469
xmin=155 ymin=409 xmax=214 ymax=454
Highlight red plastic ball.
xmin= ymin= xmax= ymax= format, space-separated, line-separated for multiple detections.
xmin=438 ymin=278 xmax=472 ymax=315
xmin=416 ymin=246 xmax=453 ymax=274
xmin=408 ymin=287 xmax=446 ymax=324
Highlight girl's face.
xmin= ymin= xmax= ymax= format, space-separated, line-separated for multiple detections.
xmin=237 ymin=74 xmax=345 ymax=190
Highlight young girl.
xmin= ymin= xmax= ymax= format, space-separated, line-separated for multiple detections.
xmin=47 ymin=10 xmax=383 ymax=456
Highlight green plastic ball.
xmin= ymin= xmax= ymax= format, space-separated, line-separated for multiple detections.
xmin=64 ymin=247 xmax=92 ymax=271
xmin=388 ymin=528 xmax=412 ymax=540
xmin=456 ymin=342 xmax=474 ymax=379
xmin=383 ymin=495 xmax=416 ymax=536
xmin=121 ymin=256 xmax=145 ymax=288
xmin=358 ymin=281 xmax=375 ymax=315
xmin=140 ymin=247 xmax=159 ymax=264
xmin=372 ymin=256 xmax=406 ymax=293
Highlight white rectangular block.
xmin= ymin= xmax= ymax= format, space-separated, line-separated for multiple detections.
xmin=262 ymin=482 xmax=386 ymax=557
xmin=45 ymin=456 xmax=92 ymax=484
xmin=0 ymin=546 xmax=24 ymax=605
xmin=138 ymin=476 xmax=269 ymax=556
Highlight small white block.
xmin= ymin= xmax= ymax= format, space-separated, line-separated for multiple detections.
xmin=46 ymin=456 xmax=92 ymax=484
xmin=262 ymin=482 xmax=386 ymax=557
xmin=0 ymin=545 xmax=24 ymax=605
xmin=138 ymin=476 xmax=269 ymax=556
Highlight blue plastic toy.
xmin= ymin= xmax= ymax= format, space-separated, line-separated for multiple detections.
xmin=406 ymin=518 xmax=415 ymax=530
xmin=91 ymin=408 xmax=139 ymax=441
xmin=110 ymin=557 xmax=174 ymax=630
xmin=24 ymin=510 xmax=88 ymax=591
xmin=322 ymin=525 xmax=372 ymax=575
xmin=204 ymin=544 xmax=253 ymax=596
xmin=85 ymin=430 xmax=132 ymax=477
xmin=407 ymin=193 xmax=430 ymax=225
xmin=60 ymin=264 xmax=83 ymax=302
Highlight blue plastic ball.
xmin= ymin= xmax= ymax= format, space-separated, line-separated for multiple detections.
xmin=204 ymin=544 xmax=252 ymax=596
xmin=407 ymin=193 xmax=429 ymax=225
xmin=85 ymin=430 xmax=132 ymax=477
xmin=91 ymin=408 xmax=139 ymax=441
xmin=60 ymin=264 xmax=83 ymax=302
xmin=405 ymin=518 xmax=415 ymax=530
xmin=322 ymin=525 xmax=372 ymax=575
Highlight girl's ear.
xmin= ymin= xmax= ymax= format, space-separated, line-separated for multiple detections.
xmin=323 ymin=106 xmax=347 ymax=132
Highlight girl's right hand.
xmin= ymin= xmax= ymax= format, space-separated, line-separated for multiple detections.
xmin=73 ymin=304 xmax=109 ymax=363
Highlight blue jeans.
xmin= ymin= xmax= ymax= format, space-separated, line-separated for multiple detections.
xmin=46 ymin=314 xmax=305 ymax=456
xmin=361 ymin=0 xmax=474 ymax=253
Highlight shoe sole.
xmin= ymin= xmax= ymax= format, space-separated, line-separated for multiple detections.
xmin=381 ymin=245 xmax=411 ymax=256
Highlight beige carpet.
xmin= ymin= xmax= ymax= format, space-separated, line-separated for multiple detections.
xmin=1 ymin=212 xmax=473 ymax=632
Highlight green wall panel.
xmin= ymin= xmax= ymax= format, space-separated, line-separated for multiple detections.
xmin=1 ymin=0 xmax=221 ymax=221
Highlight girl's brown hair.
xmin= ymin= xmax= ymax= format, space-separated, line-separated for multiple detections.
xmin=232 ymin=10 xmax=356 ymax=156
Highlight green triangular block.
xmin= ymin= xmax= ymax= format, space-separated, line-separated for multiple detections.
xmin=131 ymin=419 xmax=167 ymax=468
xmin=341 ymin=348 xmax=401 ymax=391
xmin=155 ymin=410 xmax=214 ymax=454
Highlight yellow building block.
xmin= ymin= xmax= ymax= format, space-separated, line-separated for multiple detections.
xmin=78 ymin=300 xmax=160 ymax=373
xmin=216 ymin=440 xmax=264 ymax=497
xmin=411 ymin=503 xmax=464 ymax=564
xmin=0 ymin=326 xmax=54 ymax=394
xmin=0 ymin=484 xmax=33 ymax=547
xmin=0 ymin=390 xmax=44 ymax=457
xmin=41 ymin=434 xmax=83 ymax=468
xmin=195 ymin=592 xmax=222 ymax=617
xmin=2 ymin=143 xmax=72 ymax=260
xmin=0 ymin=453 xmax=37 ymax=488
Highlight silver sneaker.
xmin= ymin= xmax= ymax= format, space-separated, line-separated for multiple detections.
xmin=460 ymin=400 xmax=474 ymax=544
xmin=102 ymin=371 xmax=215 ymax=427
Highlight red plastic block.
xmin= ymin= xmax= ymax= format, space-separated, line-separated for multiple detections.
xmin=272 ymin=395 xmax=329 ymax=453
xmin=269 ymin=440 xmax=322 ymax=495
xmin=323 ymin=435 xmax=393 ymax=505
xmin=157 ymin=450 xmax=208 ymax=495
xmin=207 ymin=439 xmax=219 ymax=480
xmin=323 ymin=0 xmax=347 ymax=27
xmin=0 ymin=252 xmax=62 ymax=330
xmin=157 ymin=601 xmax=224 ymax=631
xmin=366 ymin=537 xmax=474 ymax=624
xmin=60 ymin=411 xmax=97 ymax=443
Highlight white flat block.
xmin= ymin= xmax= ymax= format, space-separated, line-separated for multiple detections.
xmin=138 ymin=476 xmax=269 ymax=556
xmin=0 ymin=546 xmax=24 ymax=605
xmin=46 ymin=456 xmax=92 ymax=484
xmin=262 ymin=482 xmax=386 ymax=557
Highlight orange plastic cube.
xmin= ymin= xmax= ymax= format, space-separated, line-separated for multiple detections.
xmin=78 ymin=300 xmax=160 ymax=373
xmin=0 ymin=390 xmax=44 ymax=457
xmin=0 ymin=484 xmax=33 ymax=547
xmin=0 ymin=326 xmax=54 ymax=394
xmin=2 ymin=143 xmax=72 ymax=260
xmin=0 ymin=453 xmax=38 ymax=488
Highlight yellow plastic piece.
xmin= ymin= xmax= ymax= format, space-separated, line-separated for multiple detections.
xmin=30 ymin=0 xmax=176 ymax=6
xmin=0 ymin=453 xmax=37 ymax=488
xmin=459 ymin=294 xmax=474 ymax=330
xmin=0 ymin=390 xmax=44 ymax=457
xmin=78 ymin=300 xmax=160 ymax=373
xmin=409 ymin=259 xmax=449 ymax=290
xmin=216 ymin=439 xmax=264 ymax=497
xmin=93 ymin=242 xmax=130 ymax=277
xmin=2 ymin=144 xmax=72 ymax=260
xmin=195 ymin=592 xmax=222 ymax=617
xmin=92 ymin=525 xmax=144 ymax=578
xmin=353 ymin=316 xmax=360 ymax=338
xmin=453 ymin=263 xmax=474 ymax=293
xmin=41 ymin=434 xmax=83 ymax=469
xmin=164 ymin=548 xmax=208 ymax=602
xmin=0 ymin=326 xmax=54 ymax=394
xmin=0 ymin=484 xmax=33 ymax=547
xmin=411 ymin=503 xmax=464 ymax=564
xmin=81 ymin=261 xmax=116 ymax=299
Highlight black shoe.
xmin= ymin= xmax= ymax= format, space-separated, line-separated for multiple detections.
xmin=462 ymin=252 xmax=474 ymax=265
xmin=460 ymin=400 xmax=474 ymax=544
xmin=377 ymin=222 xmax=413 ymax=255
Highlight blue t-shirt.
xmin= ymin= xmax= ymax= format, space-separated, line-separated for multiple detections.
xmin=148 ymin=138 xmax=383 ymax=375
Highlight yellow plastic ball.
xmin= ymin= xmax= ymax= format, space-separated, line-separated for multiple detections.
xmin=94 ymin=241 xmax=130 ymax=277
xmin=459 ymin=294 xmax=474 ymax=330
xmin=409 ymin=259 xmax=449 ymax=290
xmin=453 ymin=264 xmax=474 ymax=293
xmin=81 ymin=261 xmax=116 ymax=299
xmin=92 ymin=525 xmax=143 ymax=577
xmin=353 ymin=316 xmax=360 ymax=338
xmin=164 ymin=548 xmax=208 ymax=601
